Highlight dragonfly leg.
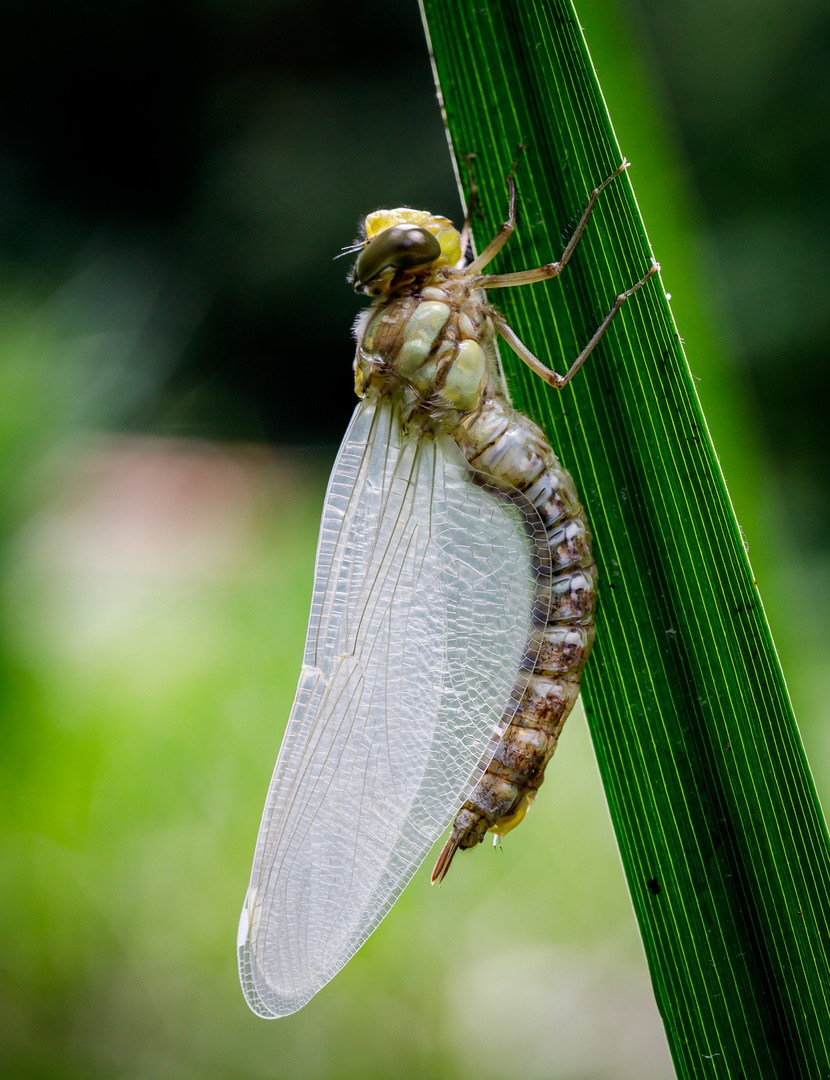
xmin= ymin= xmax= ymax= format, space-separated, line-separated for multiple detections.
xmin=492 ymin=259 xmax=660 ymax=388
xmin=479 ymin=159 xmax=630 ymax=291
xmin=457 ymin=154 xmax=479 ymax=265
xmin=464 ymin=145 xmax=525 ymax=274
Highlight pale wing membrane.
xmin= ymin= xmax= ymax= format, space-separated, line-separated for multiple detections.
xmin=238 ymin=398 xmax=536 ymax=1017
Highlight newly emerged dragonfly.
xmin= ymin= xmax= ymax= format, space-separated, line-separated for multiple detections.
xmin=238 ymin=159 xmax=658 ymax=1018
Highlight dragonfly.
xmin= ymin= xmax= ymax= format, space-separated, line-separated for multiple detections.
xmin=237 ymin=157 xmax=658 ymax=1018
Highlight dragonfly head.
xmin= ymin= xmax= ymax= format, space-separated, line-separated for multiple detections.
xmin=351 ymin=209 xmax=462 ymax=294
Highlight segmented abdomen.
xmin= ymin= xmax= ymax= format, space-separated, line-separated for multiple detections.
xmin=432 ymin=395 xmax=596 ymax=881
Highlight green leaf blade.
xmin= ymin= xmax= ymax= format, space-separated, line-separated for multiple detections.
xmin=421 ymin=1 xmax=830 ymax=1075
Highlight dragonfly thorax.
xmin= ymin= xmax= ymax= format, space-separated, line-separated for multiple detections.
xmin=354 ymin=277 xmax=497 ymax=431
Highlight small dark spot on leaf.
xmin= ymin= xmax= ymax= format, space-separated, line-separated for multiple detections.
xmin=647 ymin=878 xmax=661 ymax=896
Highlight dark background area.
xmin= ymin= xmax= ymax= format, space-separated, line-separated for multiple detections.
xmin=2 ymin=0 xmax=828 ymax=515
xmin=0 ymin=0 xmax=458 ymax=445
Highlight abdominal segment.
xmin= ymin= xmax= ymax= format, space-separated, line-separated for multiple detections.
xmin=432 ymin=396 xmax=596 ymax=883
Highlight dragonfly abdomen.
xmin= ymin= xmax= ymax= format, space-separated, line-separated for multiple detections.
xmin=432 ymin=395 xmax=596 ymax=882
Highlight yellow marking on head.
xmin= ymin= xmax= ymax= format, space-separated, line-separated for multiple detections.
xmin=364 ymin=208 xmax=462 ymax=269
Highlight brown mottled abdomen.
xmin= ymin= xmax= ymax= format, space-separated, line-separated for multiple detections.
xmin=431 ymin=396 xmax=596 ymax=883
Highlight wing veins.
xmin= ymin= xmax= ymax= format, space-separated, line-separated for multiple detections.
xmin=240 ymin=399 xmax=540 ymax=1015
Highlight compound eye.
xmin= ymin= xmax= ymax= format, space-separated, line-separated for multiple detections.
xmin=355 ymin=225 xmax=441 ymax=286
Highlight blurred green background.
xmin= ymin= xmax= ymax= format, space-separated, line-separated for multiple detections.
xmin=1 ymin=0 xmax=828 ymax=1077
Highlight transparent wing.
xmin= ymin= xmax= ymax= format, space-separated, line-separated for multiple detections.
xmin=238 ymin=397 xmax=536 ymax=1017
